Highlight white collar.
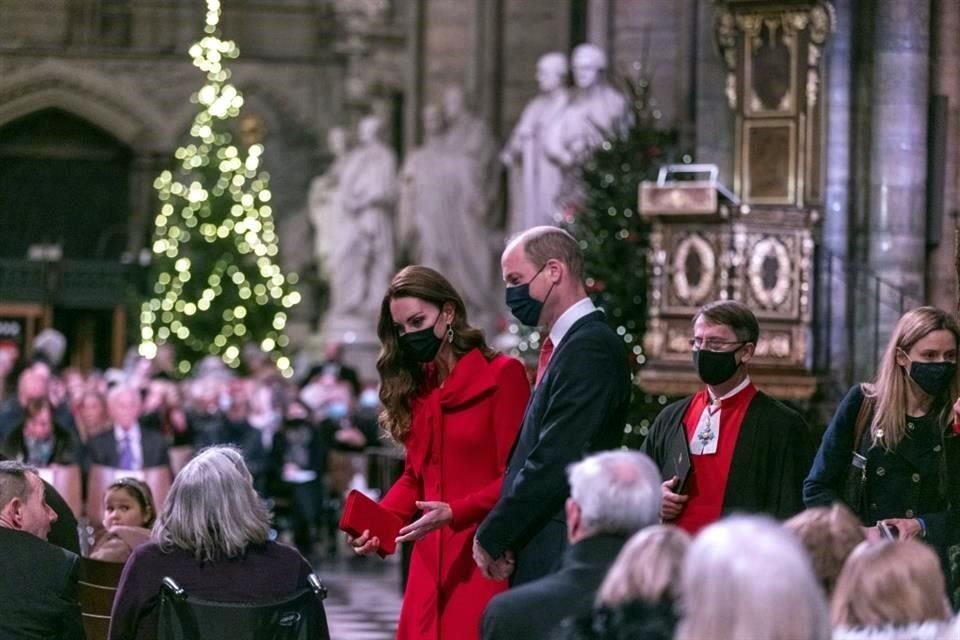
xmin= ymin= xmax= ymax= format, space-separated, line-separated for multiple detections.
xmin=708 ymin=376 xmax=753 ymax=404
xmin=548 ymin=297 xmax=597 ymax=347
xmin=113 ymin=423 xmax=141 ymax=441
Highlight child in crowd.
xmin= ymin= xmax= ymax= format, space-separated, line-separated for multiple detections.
xmin=88 ymin=478 xmax=156 ymax=563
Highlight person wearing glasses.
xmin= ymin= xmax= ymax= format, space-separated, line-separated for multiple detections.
xmin=640 ymin=300 xmax=813 ymax=534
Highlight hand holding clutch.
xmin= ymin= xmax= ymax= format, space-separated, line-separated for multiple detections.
xmin=339 ymin=490 xmax=403 ymax=558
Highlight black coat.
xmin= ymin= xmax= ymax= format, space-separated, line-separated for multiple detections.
xmin=640 ymin=389 xmax=812 ymax=520
xmin=0 ymin=527 xmax=85 ymax=640
xmin=804 ymin=385 xmax=960 ymax=551
xmin=480 ymin=534 xmax=628 ymax=640
xmin=0 ymin=453 xmax=80 ymax=554
xmin=85 ymin=427 xmax=170 ymax=469
xmin=475 ymin=311 xmax=631 ymax=585
xmin=1 ymin=420 xmax=81 ymax=466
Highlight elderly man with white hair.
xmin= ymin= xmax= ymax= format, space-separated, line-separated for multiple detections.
xmin=86 ymin=384 xmax=169 ymax=470
xmin=480 ymin=450 xmax=662 ymax=640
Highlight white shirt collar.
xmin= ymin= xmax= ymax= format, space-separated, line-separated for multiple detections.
xmin=708 ymin=376 xmax=753 ymax=404
xmin=549 ymin=297 xmax=597 ymax=347
xmin=113 ymin=423 xmax=141 ymax=442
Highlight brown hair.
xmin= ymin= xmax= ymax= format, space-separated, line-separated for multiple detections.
xmin=694 ymin=300 xmax=760 ymax=344
xmin=831 ymin=540 xmax=951 ymax=628
xmin=24 ymin=397 xmax=52 ymax=423
xmin=376 ymin=266 xmax=495 ymax=442
xmin=520 ymin=226 xmax=584 ymax=279
xmin=107 ymin=477 xmax=157 ymax=527
xmin=784 ymin=505 xmax=865 ymax=595
xmin=596 ymin=524 xmax=690 ymax=606
xmin=865 ymin=306 xmax=960 ymax=451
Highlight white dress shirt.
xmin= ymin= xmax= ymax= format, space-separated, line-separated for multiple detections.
xmin=549 ymin=297 xmax=598 ymax=348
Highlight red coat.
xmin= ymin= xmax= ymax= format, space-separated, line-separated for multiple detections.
xmin=380 ymin=349 xmax=530 ymax=640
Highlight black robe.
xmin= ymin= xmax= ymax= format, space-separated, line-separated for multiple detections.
xmin=640 ymin=390 xmax=814 ymax=521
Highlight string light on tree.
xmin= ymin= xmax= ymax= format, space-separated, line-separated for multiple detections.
xmin=139 ymin=0 xmax=299 ymax=376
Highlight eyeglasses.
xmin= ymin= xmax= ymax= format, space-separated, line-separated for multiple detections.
xmin=688 ymin=338 xmax=745 ymax=352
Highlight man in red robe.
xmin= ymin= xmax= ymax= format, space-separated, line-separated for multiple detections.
xmin=640 ymin=300 xmax=813 ymax=534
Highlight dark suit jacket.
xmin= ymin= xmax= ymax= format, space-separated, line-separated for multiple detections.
xmin=0 ymin=453 xmax=80 ymax=554
xmin=476 ymin=310 xmax=631 ymax=584
xmin=640 ymin=389 xmax=812 ymax=521
xmin=0 ymin=527 xmax=85 ymax=640
xmin=481 ymin=533 xmax=627 ymax=640
xmin=85 ymin=427 xmax=170 ymax=469
xmin=1 ymin=421 xmax=81 ymax=466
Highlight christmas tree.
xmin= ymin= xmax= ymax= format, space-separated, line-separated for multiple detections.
xmin=562 ymin=67 xmax=680 ymax=447
xmin=139 ymin=0 xmax=299 ymax=376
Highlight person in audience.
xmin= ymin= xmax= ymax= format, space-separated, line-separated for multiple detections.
xmin=475 ymin=227 xmax=632 ymax=585
xmin=141 ymin=379 xmax=192 ymax=447
xmin=109 ymin=446 xmax=314 ymax=640
xmin=86 ymin=383 xmax=169 ymax=470
xmin=641 ymin=300 xmax=813 ymax=534
xmin=74 ymin=389 xmax=111 ymax=442
xmin=481 ymin=451 xmax=662 ymax=640
xmin=805 ymin=307 xmax=960 ymax=566
xmin=0 ymin=460 xmax=85 ymax=640
xmin=831 ymin=540 xmax=952 ymax=638
xmin=562 ymin=525 xmax=690 ymax=640
xmin=349 ymin=265 xmax=529 ymax=640
xmin=2 ymin=397 xmax=81 ymax=466
xmin=0 ymin=364 xmax=77 ymax=439
xmin=676 ymin=515 xmax=830 ymax=640
xmin=89 ymin=477 xmax=156 ymax=563
xmin=0 ymin=452 xmax=80 ymax=553
xmin=248 ymin=382 xmax=283 ymax=453
xmin=784 ymin=505 xmax=865 ymax=596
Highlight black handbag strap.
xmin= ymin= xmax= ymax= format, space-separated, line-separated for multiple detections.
xmin=852 ymin=386 xmax=874 ymax=455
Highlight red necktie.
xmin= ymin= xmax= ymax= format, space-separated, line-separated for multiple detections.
xmin=536 ymin=337 xmax=554 ymax=386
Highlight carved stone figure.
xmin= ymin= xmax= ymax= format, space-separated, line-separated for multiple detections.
xmin=307 ymin=126 xmax=349 ymax=272
xmin=326 ymin=115 xmax=396 ymax=327
xmin=502 ymin=52 xmax=570 ymax=234
xmin=544 ymin=44 xmax=631 ymax=203
xmin=399 ymin=105 xmax=497 ymax=335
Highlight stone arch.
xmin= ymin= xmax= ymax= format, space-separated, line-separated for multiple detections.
xmin=0 ymin=60 xmax=173 ymax=152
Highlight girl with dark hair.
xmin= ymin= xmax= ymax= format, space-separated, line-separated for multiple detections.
xmin=88 ymin=477 xmax=156 ymax=563
xmin=349 ymin=265 xmax=530 ymax=640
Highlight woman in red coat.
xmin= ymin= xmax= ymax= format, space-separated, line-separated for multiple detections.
xmin=349 ymin=265 xmax=530 ymax=640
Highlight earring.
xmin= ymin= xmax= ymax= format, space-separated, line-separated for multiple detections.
xmin=446 ymin=326 xmax=455 ymax=343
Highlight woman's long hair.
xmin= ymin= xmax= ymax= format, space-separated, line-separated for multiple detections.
xmin=153 ymin=446 xmax=271 ymax=562
xmin=866 ymin=306 xmax=960 ymax=451
xmin=376 ymin=266 xmax=495 ymax=442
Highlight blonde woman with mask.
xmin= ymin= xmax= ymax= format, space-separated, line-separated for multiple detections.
xmin=804 ymin=307 xmax=960 ymax=564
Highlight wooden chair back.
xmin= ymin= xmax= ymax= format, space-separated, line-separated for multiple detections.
xmin=78 ymin=556 xmax=125 ymax=640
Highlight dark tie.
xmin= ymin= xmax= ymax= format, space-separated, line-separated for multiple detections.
xmin=118 ymin=433 xmax=135 ymax=470
xmin=536 ymin=337 xmax=554 ymax=386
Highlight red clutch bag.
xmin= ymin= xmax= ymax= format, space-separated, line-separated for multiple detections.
xmin=338 ymin=490 xmax=403 ymax=558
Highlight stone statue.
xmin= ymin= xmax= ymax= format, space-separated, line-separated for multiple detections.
xmin=501 ymin=52 xmax=570 ymax=234
xmin=307 ymin=126 xmax=349 ymax=273
xmin=439 ymin=86 xmax=501 ymax=228
xmin=326 ymin=115 xmax=397 ymax=327
xmin=544 ymin=44 xmax=631 ymax=203
xmin=399 ymin=104 xmax=497 ymax=335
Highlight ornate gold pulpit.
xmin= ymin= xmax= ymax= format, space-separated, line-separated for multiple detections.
xmin=637 ymin=0 xmax=833 ymax=401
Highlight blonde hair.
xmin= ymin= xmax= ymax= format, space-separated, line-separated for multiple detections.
xmin=784 ymin=505 xmax=865 ymax=596
xmin=831 ymin=540 xmax=951 ymax=628
xmin=596 ymin=525 xmax=690 ymax=606
xmin=153 ymin=446 xmax=270 ymax=562
xmin=676 ymin=516 xmax=829 ymax=640
xmin=866 ymin=306 xmax=960 ymax=451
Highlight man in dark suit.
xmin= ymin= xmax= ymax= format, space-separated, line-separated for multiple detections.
xmin=86 ymin=384 xmax=169 ymax=469
xmin=480 ymin=451 xmax=662 ymax=640
xmin=0 ymin=453 xmax=79 ymax=554
xmin=475 ymin=226 xmax=632 ymax=585
xmin=640 ymin=300 xmax=813 ymax=534
xmin=0 ymin=460 xmax=85 ymax=639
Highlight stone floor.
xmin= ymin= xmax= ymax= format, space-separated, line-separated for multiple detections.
xmin=315 ymin=554 xmax=403 ymax=640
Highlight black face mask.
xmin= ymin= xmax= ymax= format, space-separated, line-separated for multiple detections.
xmin=693 ymin=347 xmax=742 ymax=386
xmin=399 ymin=316 xmax=444 ymax=363
xmin=506 ymin=265 xmax=554 ymax=327
xmin=907 ymin=360 xmax=956 ymax=397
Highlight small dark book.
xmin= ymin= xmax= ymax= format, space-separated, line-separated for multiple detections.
xmin=338 ymin=490 xmax=403 ymax=558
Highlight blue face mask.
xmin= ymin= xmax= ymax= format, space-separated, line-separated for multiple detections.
xmin=505 ymin=264 xmax=554 ymax=327
xmin=326 ymin=401 xmax=350 ymax=421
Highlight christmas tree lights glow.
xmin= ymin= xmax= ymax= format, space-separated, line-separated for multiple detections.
xmin=139 ymin=0 xmax=299 ymax=376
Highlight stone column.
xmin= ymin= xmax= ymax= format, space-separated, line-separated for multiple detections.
xmin=927 ymin=0 xmax=960 ymax=311
xmin=696 ymin=1 xmax=734 ymax=187
xmin=866 ymin=0 xmax=930 ymax=341
xmin=822 ymin=0 xmax=853 ymax=378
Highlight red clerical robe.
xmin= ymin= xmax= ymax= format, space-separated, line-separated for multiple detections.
xmin=675 ymin=383 xmax=758 ymax=534
xmin=380 ymin=349 xmax=530 ymax=640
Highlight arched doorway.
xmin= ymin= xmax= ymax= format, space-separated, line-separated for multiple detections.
xmin=0 ymin=108 xmax=135 ymax=370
